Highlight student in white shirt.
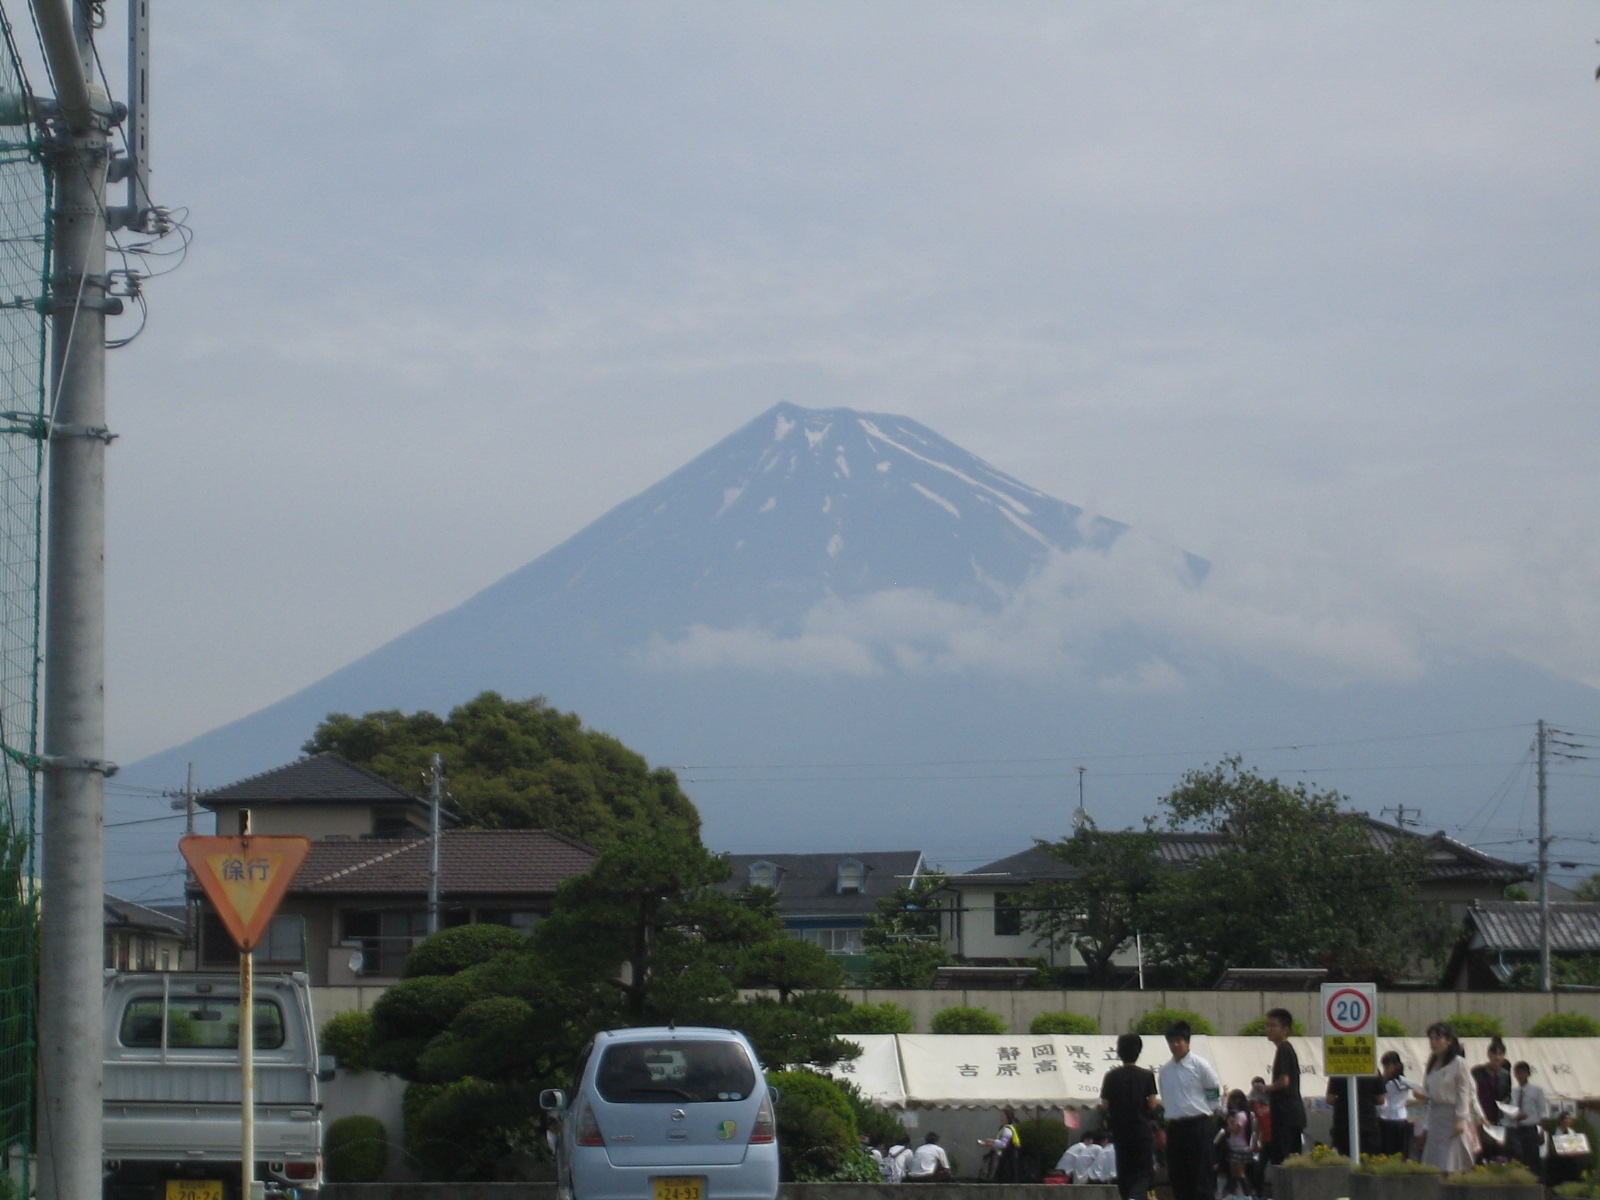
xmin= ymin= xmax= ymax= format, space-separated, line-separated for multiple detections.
xmin=1504 ymin=1062 xmax=1548 ymax=1175
xmin=1157 ymin=1020 xmax=1223 ymax=1200
xmin=906 ymin=1132 xmax=951 ymax=1182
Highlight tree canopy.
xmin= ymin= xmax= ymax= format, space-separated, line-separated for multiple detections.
xmin=1022 ymin=824 xmax=1164 ymax=986
xmin=1024 ymin=758 xmax=1449 ymax=986
xmin=304 ymin=691 xmax=699 ymax=846
xmin=1145 ymin=757 xmax=1448 ymax=984
xmin=367 ymin=827 xmax=859 ymax=1178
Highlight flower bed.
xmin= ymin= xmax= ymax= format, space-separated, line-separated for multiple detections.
xmin=1351 ymin=1155 xmax=1443 ymax=1200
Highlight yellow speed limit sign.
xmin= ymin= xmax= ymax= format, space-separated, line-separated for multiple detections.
xmin=1321 ymin=982 xmax=1377 ymax=1076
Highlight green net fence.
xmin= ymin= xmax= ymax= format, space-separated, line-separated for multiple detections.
xmin=0 ymin=8 xmax=48 ymax=1194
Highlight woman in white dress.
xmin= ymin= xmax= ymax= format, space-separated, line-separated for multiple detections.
xmin=1419 ymin=1022 xmax=1476 ymax=1173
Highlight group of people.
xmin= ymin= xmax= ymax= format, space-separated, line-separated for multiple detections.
xmin=871 ymin=1132 xmax=953 ymax=1184
xmin=1088 ymin=1011 xmax=1309 ymax=1200
xmin=879 ymin=1013 xmax=1588 ymax=1192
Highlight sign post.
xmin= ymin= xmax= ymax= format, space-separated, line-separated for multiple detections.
xmin=180 ymin=816 xmax=311 ymax=1200
xmin=1321 ymin=983 xmax=1378 ymax=1164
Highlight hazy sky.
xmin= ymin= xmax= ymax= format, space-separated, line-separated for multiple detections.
xmin=37 ymin=7 xmax=1597 ymax=796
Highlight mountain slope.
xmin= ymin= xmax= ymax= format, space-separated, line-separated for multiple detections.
xmin=113 ymin=403 xmax=1600 ymax=894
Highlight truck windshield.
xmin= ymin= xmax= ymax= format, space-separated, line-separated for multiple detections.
xmin=120 ymin=996 xmax=287 ymax=1050
xmin=595 ymin=1039 xmax=756 ymax=1104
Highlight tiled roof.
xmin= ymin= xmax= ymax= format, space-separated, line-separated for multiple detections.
xmin=199 ymin=753 xmax=424 ymax=808
xmin=947 ymin=818 xmax=1526 ymax=886
xmin=187 ymin=829 xmax=597 ymax=897
xmin=104 ymin=893 xmax=186 ymax=936
xmin=717 ymin=850 xmax=924 ymax=915
xmin=1466 ymin=901 xmax=1600 ymax=954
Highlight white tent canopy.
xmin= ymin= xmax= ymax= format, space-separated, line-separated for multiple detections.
xmin=820 ymin=1035 xmax=1600 ymax=1110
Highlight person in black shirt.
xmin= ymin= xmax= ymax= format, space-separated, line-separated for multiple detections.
xmin=1326 ymin=1072 xmax=1384 ymax=1159
xmin=1264 ymin=1009 xmax=1306 ymax=1164
xmin=1100 ymin=1032 xmax=1160 ymax=1200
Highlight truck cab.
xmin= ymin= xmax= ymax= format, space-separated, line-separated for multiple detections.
xmin=103 ymin=970 xmax=326 ymax=1200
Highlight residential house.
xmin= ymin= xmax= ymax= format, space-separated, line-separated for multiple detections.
xmin=104 ymin=893 xmax=187 ymax=971
xmin=937 ymin=818 xmax=1530 ymax=976
xmin=1443 ymin=900 xmax=1600 ymax=990
xmin=189 ymin=754 xmax=597 ymax=984
xmin=716 ymin=851 xmax=925 ymax=962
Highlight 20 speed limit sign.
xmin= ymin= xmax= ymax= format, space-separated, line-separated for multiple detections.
xmin=1321 ymin=982 xmax=1377 ymax=1075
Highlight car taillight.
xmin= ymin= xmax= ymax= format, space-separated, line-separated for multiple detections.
xmin=576 ymin=1098 xmax=605 ymax=1147
xmin=285 ymin=1162 xmax=317 ymax=1181
xmin=750 ymin=1092 xmax=775 ymax=1144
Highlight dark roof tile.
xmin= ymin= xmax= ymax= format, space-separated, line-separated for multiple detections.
xmin=199 ymin=753 xmax=423 ymax=808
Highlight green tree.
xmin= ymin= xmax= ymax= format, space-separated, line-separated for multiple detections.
xmin=1146 ymin=758 xmax=1447 ymax=984
xmin=1021 ymin=825 xmax=1164 ymax=986
xmin=839 ymin=1001 xmax=915 ymax=1034
xmin=1573 ymin=873 xmax=1600 ymax=902
xmin=862 ymin=872 xmax=950 ymax=987
xmin=305 ymin=691 xmax=699 ymax=846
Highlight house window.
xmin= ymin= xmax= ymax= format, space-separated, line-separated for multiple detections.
xmin=796 ymin=927 xmax=862 ymax=954
xmin=747 ymin=861 xmax=780 ymax=890
xmin=259 ymin=915 xmax=306 ymax=965
xmin=993 ymin=892 xmax=1024 ymax=938
xmin=478 ymin=910 xmax=540 ymax=934
xmin=835 ymin=860 xmax=865 ymax=895
xmin=342 ymin=909 xmax=430 ymax=977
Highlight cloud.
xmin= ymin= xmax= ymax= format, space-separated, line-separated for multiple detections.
xmin=639 ymin=531 xmax=1433 ymax=690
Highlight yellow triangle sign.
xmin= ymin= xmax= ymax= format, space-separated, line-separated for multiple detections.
xmin=180 ymin=835 xmax=312 ymax=952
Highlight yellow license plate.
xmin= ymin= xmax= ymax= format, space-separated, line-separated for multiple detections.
xmin=653 ymin=1176 xmax=705 ymax=1200
xmin=165 ymin=1183 xmax=223 ymax=1200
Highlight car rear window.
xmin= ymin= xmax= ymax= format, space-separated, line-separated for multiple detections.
xmin=595 ymin=1039 xmax=757 ymax=1104
xmin=120 ymin=996 xmax=287 ymax=1051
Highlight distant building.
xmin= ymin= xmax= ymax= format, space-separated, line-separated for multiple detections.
xmin=104 ymin=893 xmax=187 ymax=971
xmin=1444 ymin=900 xmax=1600 ymax=990
xmin=716 ymin=850 xmax=925 ymax=964
xmin=936 ymin=818 xmax=1530 ymax=978
xmin=188 ymin=753 xmax=596 ymax=984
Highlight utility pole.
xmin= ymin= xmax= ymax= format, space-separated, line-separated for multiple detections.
xmin=34 ymin=0 xmax=114 ymax=1194
xmin=1537 ymin=719 xmax=1551 ymax=993
xmin=427 ymin=753 xmax=443 ymax=935
xmin=1071 ymin=765 xmax=1088 ymax=833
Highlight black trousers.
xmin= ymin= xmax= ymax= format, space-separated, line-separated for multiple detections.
xmin=1166 ymin=1116 xmax=1214 ymax=1200
xmin=1506 ymin=1127 xmax=1541 ymax=1176
xmin=1111 ymin=1133 xmax=1153 ymax=1200
xmin=1378 ymin=1118 xmax=1413 ymax=1160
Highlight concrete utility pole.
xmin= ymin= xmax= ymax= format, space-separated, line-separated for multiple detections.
xmin=1537 ymin=718 xmax=1551 ymax=993
xmin=427 ymin=753 xmax=443 ymax=935
xmin=34 ymin=0 xmax=115 ymax=1194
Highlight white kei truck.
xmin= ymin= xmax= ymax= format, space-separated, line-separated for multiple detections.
xmin=102 ymin=971 xmax=329 ymax=1200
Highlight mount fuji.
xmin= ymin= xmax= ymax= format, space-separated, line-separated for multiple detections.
xmin=117 ymin=403 xmax=1600 ymax=885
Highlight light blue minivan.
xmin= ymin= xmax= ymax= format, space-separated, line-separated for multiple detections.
xmin=541 ymin=1026 xmax=780 ymax=1200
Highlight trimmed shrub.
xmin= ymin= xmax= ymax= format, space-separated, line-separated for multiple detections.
xmin=769 ymin=1069 xmax=860 ymax=1181
xmin=931 ymin=1005 xmax=1007 ymax=1034
xmin=1030 ymin=1011 xmax=1100 ymax=1036
xmin=840 ymin=1001 xmax=915 ymax=1034
xmin=1528 ymin=1012 xmax=1600 ymax=1038
xmin=1445 ymin=1012 xmax=1506 ymax=1039
xmin=1376 ymin=1015 xmax=1408 ymax=1037
xmin=1016 ymin=1117 xmax=1071 ymax=1178
xmin=1130 ymin=1006 xmax=1215 ymax=1036
xmin=320 ymin=1009 xmax=373 ymax=1073
xmin=1238 ymin=1014 xmax=1306 ymax=1037
xmin=326 ymin=1114 xmax=388 ymax=1182
xmin=834 ymin=1076 xmax=908 ymax=1149
xmin=404 ymin=923 xmax=528 ymax=978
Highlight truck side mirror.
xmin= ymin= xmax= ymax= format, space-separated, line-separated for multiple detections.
xmin=539 ymin=1088 xmax=568 ymax=1112
xmin=317 ymin=1054 xmax=337 ymax=1082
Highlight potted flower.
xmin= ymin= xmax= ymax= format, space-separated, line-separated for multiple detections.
xmin=1351 ymin=1153 xmax=1444 ymax=1200
xmin=1441 ymin=1160 xmax=1542 ymax=1200
xmin=1268 ymin=1145 xmax=1353 ymax=1200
